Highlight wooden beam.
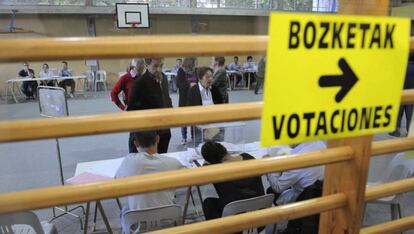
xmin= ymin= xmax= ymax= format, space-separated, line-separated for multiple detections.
xmin=319 ymin=1 xmax=389 ymax=233
xmin=0 ymin=147 xmax=352 ymax=214
xmin=319 ymin=136 xmax=373 ymax=233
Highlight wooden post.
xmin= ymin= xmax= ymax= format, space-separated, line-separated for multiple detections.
xmin=319 ymin=1 xmax=389 ymax=233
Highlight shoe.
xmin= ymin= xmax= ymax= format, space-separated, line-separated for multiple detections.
xmin=388 ymin=130 xmax=402 ymax=137
xmin=181 ymin=139 xmax=186 ymax=145
xmin=69 ymin=93 xmax=75 ymax=98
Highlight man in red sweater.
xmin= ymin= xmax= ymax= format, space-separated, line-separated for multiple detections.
xmin=111 ymin=59 xmax=145 ymax=110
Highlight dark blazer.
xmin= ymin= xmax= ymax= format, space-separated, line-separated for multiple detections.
xmin=127 ymin=71 xmax=172 ymax=111
xmin=177 ymin=67 xmax=197 ymax=107
xmin=187 ymin=83 xmax=224 ymax=106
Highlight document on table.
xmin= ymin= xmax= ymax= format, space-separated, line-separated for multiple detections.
xmin=87 ymin=157 xmax=125 ymax=178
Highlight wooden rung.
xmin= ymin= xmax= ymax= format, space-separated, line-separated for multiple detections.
xmin=371 ymin=136 xmax=414 ymax=156
xmin=0 ymin=102 xmax=262 ymax=143
xmin=149 ymin=194 xmax=347 ymax=234
xmin=0 ymin=35 xmax=268 ymax=62
xmin=0 ymin=35 xmax=412 ymax=62
xmin=360 ymin=215 xmax=414 ymax=234
xmin=401 ymin=89 xmax=414 ymax=105
xmin=0 ymin=147 xmax=352 ymax=214
xmin=365 ymin=177 xmax=414 ymax=201
xmin=1 ymin=89 xmax=414 ymax=143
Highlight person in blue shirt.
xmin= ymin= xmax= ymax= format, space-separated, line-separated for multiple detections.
xmin=58 ymin=61 xmax=76 ymax=98
xmin=228 ymin=56 xmax=243 ymax=88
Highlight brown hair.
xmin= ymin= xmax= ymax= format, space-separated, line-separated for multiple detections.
xmin=214 ymin=56 xmax=225 ymax=66
xmin=197 ymin=66 xmax=214 ymax=80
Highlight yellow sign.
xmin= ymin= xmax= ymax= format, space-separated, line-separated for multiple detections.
xmin=261 ymin=13 xmax=410 ymax=146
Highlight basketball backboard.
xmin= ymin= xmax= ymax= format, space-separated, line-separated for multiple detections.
xmin=116 ymin=3 xmax=150 ymax=29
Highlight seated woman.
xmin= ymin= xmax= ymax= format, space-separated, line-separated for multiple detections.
xmin=200 ymin=141 xmax=265 ymax=220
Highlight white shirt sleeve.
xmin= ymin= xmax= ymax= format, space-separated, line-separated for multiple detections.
xmin=266 ymin=170 xmax=301 ymax=193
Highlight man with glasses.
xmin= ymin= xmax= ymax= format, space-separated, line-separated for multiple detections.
xmin=127 ymin=58 xmax=173 ymax=153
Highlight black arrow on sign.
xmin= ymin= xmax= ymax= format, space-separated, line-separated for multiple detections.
xmin=319 ymin=58 xmax=358 ymax=103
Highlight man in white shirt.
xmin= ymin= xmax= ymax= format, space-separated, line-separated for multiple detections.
xmin=115 ymin=131 xmax=184 ymax=211
xmin=266 ymin=141 xmax=326 ymax=205
xmin=39 ymin=63 xmax=55 ymax=86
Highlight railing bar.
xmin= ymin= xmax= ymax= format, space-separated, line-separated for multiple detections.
xmin=0 ymin=36 xmax=412 ymax=62
xmin=365 ymin=177 xmax=414 ymax=201
xmin=149 ymin=194 xmax=347 ymax=234
xmin=360 ymin=215 xmax=414 ymax=234
xmin=0 ymin=147 xmax=352 ymax=214
xmin=0 ymin=102 xmax=262 ymax=143
xmin=401 ymin=89 xmax=414 ymax=105
xmin=371 ymin=136 xmax=414 ymax=156
xmin=0 ymin=35 xmax=268 ymax=62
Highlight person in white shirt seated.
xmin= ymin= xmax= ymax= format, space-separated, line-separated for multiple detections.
xmin=265 ymin=141 xmax=326 ymax=205
xmin=243 ymin=56 xmax=257 ymax=88
xmin=266 ymin=141 xmax=325 ymax=234
xmin=39 ymin=63 xmax=55 ymax=86
xmin=115 ymin=131 xmax=184 ymax=212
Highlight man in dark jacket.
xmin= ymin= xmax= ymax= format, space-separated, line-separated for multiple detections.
xmin=212 ymin=56 xmax=229 ymax=103
xmin=127 ymin=58 xmax=173 ymax=153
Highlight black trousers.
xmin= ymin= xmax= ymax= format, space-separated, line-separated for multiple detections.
xmin=128 ymin=130 xmax=171 ymax=154
xmin=21 ymin=81 xmax=38 ymax=98
xmin=396 ymin=104 xmax=414 ymax=132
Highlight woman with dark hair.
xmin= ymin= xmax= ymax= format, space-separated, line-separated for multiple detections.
xmin=177 ymin=57 xmax=198 ymax=145
xmin=200 ymin=141 xmax=265 ymax=220
xmin=187 ymin=66 xmax=224 ymax=107
xmin=187 ymin=66 xmax=226 ymax=145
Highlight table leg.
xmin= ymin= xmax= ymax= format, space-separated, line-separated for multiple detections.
xmin=182 ymin=186 xmax=192 ymax=223
xmin=96 ymin=200 xmax=113 ymax=234
xmin=116 ymin=198 xmax=122 ymax=210
xmin=10 ymin=83 xmax=18 ymax=103
xmin=92 ymin=202 xmax=98 ymax=232
xmin=83 ymin=202 xmax=90 ymax=234
xmin=247 ymin=73 xmax=251 ymax=90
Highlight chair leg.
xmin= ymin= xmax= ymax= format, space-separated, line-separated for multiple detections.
xmin=272 ymin=223 xmax=277 ymax=234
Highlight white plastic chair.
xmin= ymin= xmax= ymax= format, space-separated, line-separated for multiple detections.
xmin=84 ymin=70 xmax=94 ymax=92
xmin=121 ymin=204 xmax=182 ymax=234
xmin=222 ymin=194 xmax=274 ymax=234
xmin=365 ymin=153 xmax=411 ymax=224
xmin=94 ymin=70 xmax=107 ymax=92
xmin=0 ymin=211 xmax=57 ymax=234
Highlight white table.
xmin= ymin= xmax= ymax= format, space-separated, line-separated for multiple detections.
xmin=5 ymin=75 xmax=87 ymax=104
xmin=70 ymin=143 xmax=290 ymax=233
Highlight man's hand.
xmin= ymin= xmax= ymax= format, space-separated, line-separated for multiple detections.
xmin=190 ymin=82 xmax=196 ymax=87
